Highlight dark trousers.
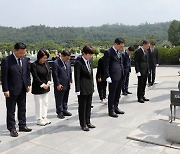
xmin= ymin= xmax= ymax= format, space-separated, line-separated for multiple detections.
xmin=96 ymin=80 xmax=107 ymax=100
xmin=6 ymin=88 xmax=26 ymax=131
xmin=78 ymin=95 xmax=92 ymax=127
xmin=137 ymin=75 xmax=147 ymax=100
xmin=108 ymin=79 xmax=123 ymax=113
xmin=54 ymin=87 xmax=70 ymax=114
xmin=148 ymin=67 xmax=156 ymax=84
xmin=122 ymin=71 xmax=130 ymax=93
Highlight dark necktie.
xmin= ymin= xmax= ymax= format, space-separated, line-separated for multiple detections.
xmin=18 ymin=58 xmax=22 ymax=71
xmin=64 ymin=62 xmax=67 ymax=70
xmin=87 ymin=61 xmax=91 ymax=73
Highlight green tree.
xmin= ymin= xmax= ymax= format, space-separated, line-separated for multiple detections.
xmin=0 ymin=42 xmax=14 ymax=51
xmin=168 ymin=20 xmax=180 ymax=46
xmin=93 ymin=47 xmax=100 ymax=58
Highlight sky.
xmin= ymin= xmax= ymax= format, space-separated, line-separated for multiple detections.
xmin=0 ymin=0 xmax=179 ymax=28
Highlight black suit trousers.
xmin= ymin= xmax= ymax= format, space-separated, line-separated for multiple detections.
xmin=97 ymin=81 xmax=107 ymax=100
xmin=122 ymin=71 xmax=130 ymax=93
xmin=108 ymin=79 xmax=123 ymax=112
xmin=6 ymin=86 xmax=27 ymax=131
xmin=78 ymin=95 xmax=92 ymax=127
xmin=54 ymin=87 xmax=70 ymax=114
xmin=148 ymin=67 xmax=156 ymax=84
xmin=137 ymin=75 xmax=147 ymax=99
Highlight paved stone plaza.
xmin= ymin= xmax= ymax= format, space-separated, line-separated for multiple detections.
xmin=0 ymin=66 xmax=180 ymax=154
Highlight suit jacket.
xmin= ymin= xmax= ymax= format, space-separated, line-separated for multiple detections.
xmin=96 ymin=56 xmax=106 ymax=81
xmin=134 ymin=48 xmax=149 ymax=76
xmin=104 ymin=47 xmax=124 ymax=81
xmin=1 ymin=54 xmax=31 ymax=95
xmin=122 ymin=51 xmax=131 ymax=73
xmin=147 ymin=48 xmax=158 ymax=68
xmin=52 ymin=58 xmax=72 ymax=91
xmin=74 ymin=56 xmax=94 ymax=95
xmin=31 ymin=61 xmax=51 ymax=94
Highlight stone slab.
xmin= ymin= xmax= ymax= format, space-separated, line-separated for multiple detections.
xmin=166 ymin=121 xmax=180 ymax=143
xmin=127 ymin=117 xmax=180 ymax=150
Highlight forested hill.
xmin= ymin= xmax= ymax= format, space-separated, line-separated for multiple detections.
xmin=0 ymin=22 xmax=170 ymax=44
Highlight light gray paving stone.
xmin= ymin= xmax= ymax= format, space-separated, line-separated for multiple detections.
xmin=2 ymin=142 xmax=37 ymax=154
xmin=70 ymin=140 xmax=122 ymax=154
xmin=19 ymin=145 xmax=51 ymax=154
xmin=162 ymin=146 xmax=180 ymax=154
xmin=139 ymin=143 xmax=166 ymax=153
xmin=53 ymin=135 xmax=98 ymax=153
xmin=44 ymin=149 xmax=67 ymax=154
xmin=114 ymin=145 xmax=141 ymax=154
xmin=31 ymin=131 xmax=78 ymax=148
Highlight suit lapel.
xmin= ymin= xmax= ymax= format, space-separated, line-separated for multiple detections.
xmin=111 ymin=48 xmax=121 ymax=62
xmin=58 ymin=58 xmax=68 ymax=78
xmin=58 ymin=58 xmax=66 ymax=72
xmin=11 ymin=54 xmax=22 ymax=74
xmin=80 ymin=57 xmax=92 ymax=76
xmin=21 ymin=57 xmax=26 ymax=73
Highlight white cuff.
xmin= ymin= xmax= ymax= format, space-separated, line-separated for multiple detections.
xmin=136 ymin=72 xmax=141 ymax=76
xmin=106 ymin=77 xmax=112 ymax=83
xmin=76 ymin=92 xmax=80 ymax=95
xmin=47 ymin=81 xmax=51 ymax=85
xmin=40 ymin=83 xmax=46 ymax=88
xmin=156 ymin=64 xmax=159 ymax=67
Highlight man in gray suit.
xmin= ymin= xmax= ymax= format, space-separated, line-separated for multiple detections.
xmin=147 ymin=41 xmax=159 ymax=86
xmin=52 ymin=50 xmax=72 ymax=119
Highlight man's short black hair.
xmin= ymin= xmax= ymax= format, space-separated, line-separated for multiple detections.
xmin=82 ymin=45 xmax=94 ymax=54
xmin=114 ymin=38 xmax=125 ymax=45
xmin=150 ymin=41 xmax=156 ymax=46
xmin=14 ymin=42 xmax=26 ymax=50
xmin=142 ymin=40 xmax=149 ymax=45
xmin=128 ymin=46 xmax=134 ymax=51
xmin=61 ymin=50 xmax=71 ymax=56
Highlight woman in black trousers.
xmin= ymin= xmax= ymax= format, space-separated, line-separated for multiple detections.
xmin=74 ymin=45 xmax=95 ymax=131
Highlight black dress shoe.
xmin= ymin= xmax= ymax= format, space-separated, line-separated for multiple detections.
xmin=63 ymin=111 xmax=72 ymax=116
xmin=19 ymin=126 xmax=32 ymax=132
xmin=87 ymin=123 xmax=96 ymax=128
xmin=109 ymin=112 xmax=118 ymax=118
xmin=91 ymin=105 xmax=94 ymax=108
xmin=122 ymin=92 xmax=127 ymax=96
xmin=126 ymin=91 xmax=132 ymax=94
xmin=138 ymin=99 xmax=144 ymax=103
xmin=115 ymin=109 xmax=125 ymax=114
xmin=57 ymin=113 xmax=65 ymax=119
xmin=10 ymin=129 xmax=18 ymax=137
xmin=148 ymin=83 xmax=153 ymax=87
xmin=81 ymin=126 xmax=89 ymax=131
xmin=143 ymin=97 xmax=149 ymax=101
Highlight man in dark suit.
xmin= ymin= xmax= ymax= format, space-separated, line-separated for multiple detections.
xmin=1 ymin=42 xmax=32 ymax=137
xmin=104 ymin=38 xmax=125 ymax=118
xmin=122 ymin=46 xmax=134 ymax=95
xmin=147 ymin=41 xmax=159 ymax=86
xmin=52 ymin=50 xmax=72 ymax=119
xmin=134 ymin=40 xmax=150 ymax=103
xmin=74 ymin=45 xmax=95 ymax=131
xmin=96 ymin=53 xmax=107 ymax=104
